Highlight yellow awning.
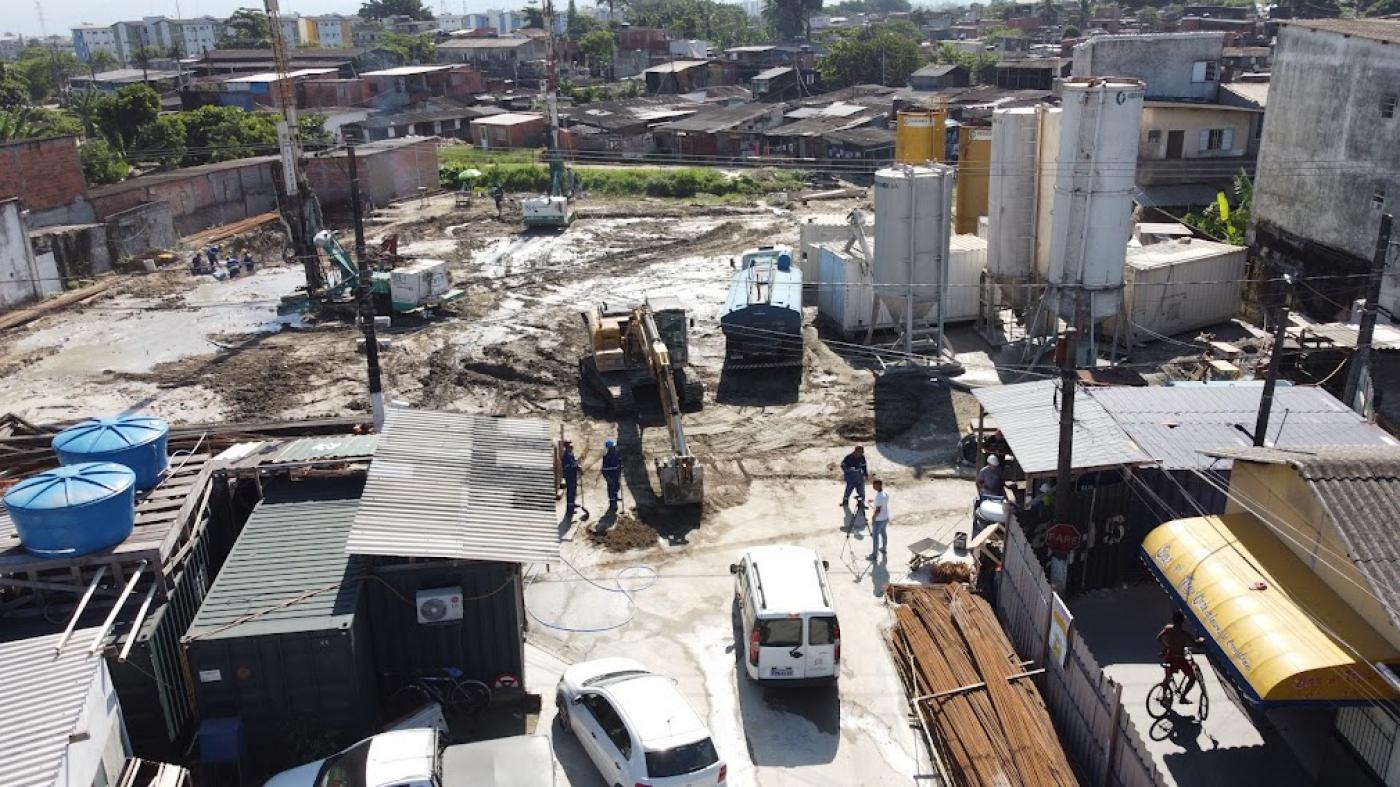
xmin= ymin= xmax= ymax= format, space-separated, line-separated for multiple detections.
xmin=1142 ymin=514 xmax=1400 ymax=705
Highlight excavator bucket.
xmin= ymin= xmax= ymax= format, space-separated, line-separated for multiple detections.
xmin=657 ymin=459 xmax=704 ymax=506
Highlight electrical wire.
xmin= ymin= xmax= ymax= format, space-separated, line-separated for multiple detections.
xmin=523 ymin=548 xmax=659 ymax=633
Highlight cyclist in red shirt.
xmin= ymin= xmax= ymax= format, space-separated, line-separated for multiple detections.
xmin=1157 ymin=610 xmax=1206 ymax=704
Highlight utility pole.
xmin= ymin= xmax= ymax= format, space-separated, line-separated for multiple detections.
xmin=1053 ymin=297 xmax=1079 ymax=527
xmin=1343 ymin=213 xmax=1394 ymax=413
xmin=1253 ymin=306 xmax=1289 ymax=447
xmin=347 ymin=144 xmax=385 ymax=430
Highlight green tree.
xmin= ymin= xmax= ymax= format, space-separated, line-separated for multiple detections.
xmin=763 ymin=0 xmax=821 ymax=40
xmin=68 ymin=90 xmax=113 ymax=138
xmin=1063 ymin=24 xmax=1081 ymax=37
xmin=820 ymin=24 xmax=922 ymax=87
xmin=130 ymin=113 xmax=187 ymax=169
xmin=0 ymin=108 xmax=38 ymax=141
xmin=868 ymin=0 xmax=912 ymax=11
xmin=578 ymin=29 xmax=616 ymax=73
xmin=299 ymin=114 xmax=334 ymax=147
xmin=0 ymin=77 xmax=28 ymax=110
xmin=180 ymin=104 xmax=279 ymax=164
xmin=358 ymin=0 xmax=435 ymax=20
xmin=80 ymin=138 xmax=129 ymax=185
xmin=381 ymin=32 xmax=437 ymax=63
xmin=1184 ymin=172 xmax=1252 ymax=245
xmin=221 ymin=8 xmax=273 ymax=48
xmin=523 ymin=3 xmax=548 ymax=29
xmin=100 ymin=84 xmax=160 ymax=151
xmin=0 ymin=106 xmax=82 ymax=141
xmin=85 ymin=50 xmax=120 ymax=75
xmin=13 ymin=48 xmax=82 ymax=102
xmin=1135 ymin=7 xmax=1160 ymax=27
xmin=131 ymin=47 xmax=161 ymax=71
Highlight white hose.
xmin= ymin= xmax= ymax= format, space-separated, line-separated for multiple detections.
xmin=524 ymin=550 xmax=659 ymax=633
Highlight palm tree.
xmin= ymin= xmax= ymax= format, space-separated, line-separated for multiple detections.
xmin=69 ymin=90 xmax=106 ymax=139
xmin=0 ymin=108 xmax=38 ymax=142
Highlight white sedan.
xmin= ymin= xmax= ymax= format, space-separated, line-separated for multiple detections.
xmin=556 ymin=658 xmax=727 ymax=787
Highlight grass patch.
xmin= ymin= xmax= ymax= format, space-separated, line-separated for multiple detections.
xmin=439 ymin=149 xmax=809 ymax=199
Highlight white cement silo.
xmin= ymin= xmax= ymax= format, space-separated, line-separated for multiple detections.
xmin=987 ymin=107 xmax=1039 ymax=288
xmin=872 ymin=165 xmax=954 ymax=334
xmin=1045 ymin=78 xmax=1145 ymax=320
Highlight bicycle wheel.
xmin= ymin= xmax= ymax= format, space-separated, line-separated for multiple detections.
xmin=1196 ymin=674 xmax=1210 ymax=722
xmin=1146 ymin=680 xmax=1174 ymax=719
xmin=448 ymin=679 xmax=493 ymax=714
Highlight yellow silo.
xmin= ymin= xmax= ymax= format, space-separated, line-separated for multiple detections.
xmin=955 ymin=124 xmax=992 ymax=235
xmin=895 ymin=109 xmax=946 ymax=165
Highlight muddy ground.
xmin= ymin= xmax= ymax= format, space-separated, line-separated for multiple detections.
xmin=0 ymin=190 xmax=981 ymax=529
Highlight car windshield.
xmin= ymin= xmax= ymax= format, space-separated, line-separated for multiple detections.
xmin=645 ymin=738 xmax=719 ymax=778
xmin=314 ymin=739 xmax=371 ymax=787
xmin=759 ymin=618 xmax=802 ymax=647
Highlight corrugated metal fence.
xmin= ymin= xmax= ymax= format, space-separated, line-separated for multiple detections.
xmin=996 ymin=523 xmax=1166 ymax=787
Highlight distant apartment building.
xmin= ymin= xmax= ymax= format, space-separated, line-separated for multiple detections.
xmin=279 ymin=16 xmax=304 ymax=47
xmin=488 ymin=9 xmax=525 ymax=35
xmin=306 ymin=15 xmax=356 ymax=48
xmin=437 ymin=36 xmax=547 ymax=76
xmin=437 ymin=14 xmax=466 ymax=32
xmin=1252 ymin=20 xmax=1400 ymax=319
xmin=0 ymin=34 xmax=26 ymax=61
xmin=164 ymin=17 xmax=220 ymax=57
xmin=72 ymin=25 xmax=120 ymax=63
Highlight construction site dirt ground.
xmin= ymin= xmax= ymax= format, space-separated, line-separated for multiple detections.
xmin=0 ymin=190 xmax=995 ymax=783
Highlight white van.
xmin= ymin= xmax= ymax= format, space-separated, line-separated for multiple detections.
xmin=730 ymin=545 xmax=840 ymax=684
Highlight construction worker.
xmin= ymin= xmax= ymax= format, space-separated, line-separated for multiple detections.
xmin=868 ymin=478 xmax=890 ymax=561
xmin=490 ymin=185 xmax=505 ymax=218
xmin=242 ymin=251 xmax=256 ymax=273
xmin=560 ymin=440 xmax=579 ymax=516
xmin=601 ymin=439 xmax=623 ymax=509
xmin=977 ymin=454 xmax=1005 ymax=499
xmin=840 ymin=445 xmax=869 ymax=508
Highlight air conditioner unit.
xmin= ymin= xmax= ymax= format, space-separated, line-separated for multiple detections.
xmin=416 ymin=587 xmax=464 ymax=624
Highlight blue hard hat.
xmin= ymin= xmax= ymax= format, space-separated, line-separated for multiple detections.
xmin=605 ymin=439 xmax=616 ymax=449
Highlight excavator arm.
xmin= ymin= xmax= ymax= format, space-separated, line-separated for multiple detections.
xmin=628 ymin=307 xmax=703 ymax=505
xmin=312 ymin=230 xmax=361 ymax=298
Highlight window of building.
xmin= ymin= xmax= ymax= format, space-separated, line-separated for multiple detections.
xmin=1384 ymin=93 xmax=1398 ymax=120
xmin=1199 ymin=128 xmax=1233 ymax=152
xmin=1376 ymin=187 xmax=1388 ymax=211
xmin=1147 ymin=129 xmax=1162 ymax=145
xmin=1191 ymin=60 xmax=1218 ymax=83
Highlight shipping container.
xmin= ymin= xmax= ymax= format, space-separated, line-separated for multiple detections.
xmin=1107 ymin=237 xmax=1247 ymax=345
xmin=390 ymin=259 xmax=451 ymax=311
xmin=182 ymin=477 xmax=375 ymax=767
xmin=815 ymin=234 xmax=987 ymax=337
xmin=798 ymin=216 xmax=871 ymax=305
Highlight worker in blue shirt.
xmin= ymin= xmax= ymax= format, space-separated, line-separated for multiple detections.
xmin=840 ymin=445 xmax=868 ymax=508
xmin=560 ymin=440 xmax=579 ymax=516
xmin=601 ymin=439 xmax=623 ymax=508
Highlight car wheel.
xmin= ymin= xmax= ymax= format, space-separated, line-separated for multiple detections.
xmin=555 ymin=692 xmax=572 ymax=735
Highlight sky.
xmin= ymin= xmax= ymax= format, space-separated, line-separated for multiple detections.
xmin=7 ymin=0 xmax=534 ymax=37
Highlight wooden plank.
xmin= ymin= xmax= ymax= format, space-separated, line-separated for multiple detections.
xmin=0 ymin=278 xmax=119 ymax=332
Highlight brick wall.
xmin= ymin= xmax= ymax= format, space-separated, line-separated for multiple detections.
xmin=0 ymin=136 xmax=88 ymax=214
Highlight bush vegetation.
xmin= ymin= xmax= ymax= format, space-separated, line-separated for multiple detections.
xmin=439 ymin=152 xmax=808 ymax=199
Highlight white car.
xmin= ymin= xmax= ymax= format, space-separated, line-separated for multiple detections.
xmin=556 ymin=658 xmax=727 ymax=787
xmin=263 ymin=728 xmax=556 ymax=787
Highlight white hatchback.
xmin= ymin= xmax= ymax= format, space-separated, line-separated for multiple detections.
xmin=556 ymin=658 xmax=728 ymax=787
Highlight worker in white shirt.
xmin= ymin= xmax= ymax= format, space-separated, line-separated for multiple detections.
xmin=868 ymin=478 xmax=890 ymax=561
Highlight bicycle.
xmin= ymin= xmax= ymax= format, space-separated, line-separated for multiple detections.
xmin=388 ymin=667 xmax=493 ymax=716
xmin=1147 ymin=646 xmax=1209 ymax=722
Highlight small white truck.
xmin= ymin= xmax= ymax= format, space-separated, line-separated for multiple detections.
xmin=262 ymin=728 xmax=555 ymax=787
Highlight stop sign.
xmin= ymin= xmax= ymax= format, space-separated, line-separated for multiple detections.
xmin=1045 ymin=524 xmax=1082 ymax=554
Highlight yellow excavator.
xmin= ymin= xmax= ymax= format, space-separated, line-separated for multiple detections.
xmin=580 ymin=297 xmax=704 ymax=505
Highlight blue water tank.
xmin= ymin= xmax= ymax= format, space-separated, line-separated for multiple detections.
xmin=53 ymin=415 xmax=170 ymax=489
xmin=3 ymin=462 xmax=137 ymax=557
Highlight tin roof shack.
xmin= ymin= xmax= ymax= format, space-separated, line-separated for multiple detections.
xmin=349 ymin=104 xmax=504 ymax=143
xmin=437 ymin=37 xmax=548 ymax=78
xmin=470 ymin=112 xmax=546 ymax=150
xmin=560 ymin=100 xmax=695 ymax=157
xmin=215 ymin=68 xmax=340 ymax=110
xmin=304 ymin=137 xmax=440 ymax=210
xmin=909 ymin=63 xmax=970 ymax=92
xmin=992 ymin=57 xmax=1070 ymax=91
xmin=643 ymin=60 xmax=713 ymax=94
xmin=751 ymin=66 xmax=802 ymax=102
xmin=347 ymin=408 xmax=559 ymax=703
xmin=652 ymin=102 xmax=787 ymax=158
xmin=1287 ymin=322 xmax=1400 ymax=437
xmin=971 ymin=381 xmax=1399 ymax=591
xmin=301 ymin=77 xmax=373 ymax=109
xmin=0 ymin=627 xmax=130 ymax=787
xmin=762 ymin=113 xmax=883 ymax=159
xmin=361 ymin=64 xmax=484 ymax=111
xmin=182 ymin=477 xmax=375 ymax=768
xmin=824 ymin=127 xmax=895 ymax=164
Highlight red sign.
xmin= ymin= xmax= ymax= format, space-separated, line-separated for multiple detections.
xmin=493 ymin=673 xmax=521 ymax=689
xmin=1045 ymin=524 xmax=1082 ymax=554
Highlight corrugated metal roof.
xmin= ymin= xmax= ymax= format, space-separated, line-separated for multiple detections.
xmin=972 ymin=380 xmax=1153 ymax=474
xmin=1087 ymin=384 xmax=1398 ymax=470
xmin=1306 ymin=322 xmax=1400 ymax=351
xmin=0 ymin=627 xmax=104 ymax=787
xmin=270 ymin=434 xmax=381 ymax=464
xmin=348 ymin=408 xmax=559 ymax=564
xmin=185 ymin=478 xmax=366 ymax=641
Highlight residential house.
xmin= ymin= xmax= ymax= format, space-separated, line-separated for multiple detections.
xmin=192 ymin=47 xmax=381 ymax=76
xmin=1251 ymin=20 xmax=1400 ymax=320
xmin=437 ymin=36 xmax=547 ymax=78
xmin=670 ymin=39 xmax=712 ymax=59
xmin=353 ymin=21 xmax=387 ymax=47
xmin=210 ymin=68 xmax=340 ymax=110
xmin=1221 ymin=45 xmax=1271 ymax=78
xmin=69 ymin=68 xmax=186 ymax=94
xmin=348 ymin=103 xmax=505 ymax=142
xmin=824 ymin=127 xmax=896 ymax=164
xmin=1072 ymin=32 xmax=1259 ymax=211
xmin=301 ymin=77 xmax=374 ymax=108
xmin=752 ymin=66 xmax=808 ymax=102
xmin=993 ymin=57 xmax=1069 ymax=90
xmin=360 ymin=65 xmax=484 ymax=111
xmin=763 ymin=112 xmax=883 ymax=159
xmin=652 ymin=102 xmax=788 ymax=157
xmin=1143 ymin=445 xmax=1400 ymax=786
xmin=470 ymin=112 xmax=546 ymax=149
xmin=644 ymin=61 xmax=713 ymax=94
xmin=723 ymin=43 xmax=818 ymax=82
xmin=909 ymin=63 xmax=970 ymax=91
xmin=1287 ymin=321 xmax=1400 ymax=436
xmin=560 ymin=100 xmax=695 ymax=157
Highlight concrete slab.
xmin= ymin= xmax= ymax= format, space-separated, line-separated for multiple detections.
xmin=526 ymin=476 xmax=976 ymax=786
xmin=1069 ymin=584 xmax=1312 ymax=787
